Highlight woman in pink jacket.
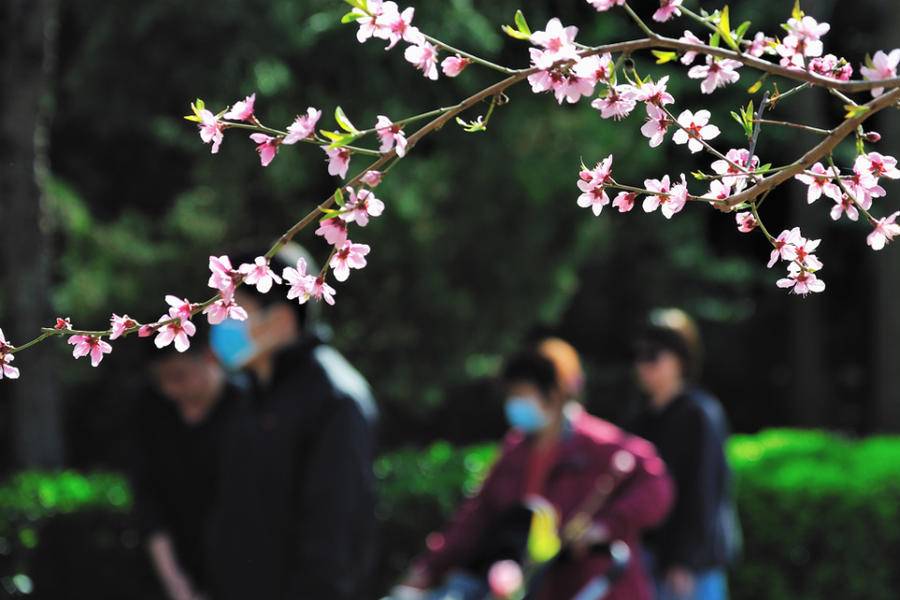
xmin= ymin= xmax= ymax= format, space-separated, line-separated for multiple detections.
xmin=399 ymin=343 xmax=674 ymax=600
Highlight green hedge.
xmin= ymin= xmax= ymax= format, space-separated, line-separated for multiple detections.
xmin=1 ymin=430 xmax=898 ymax=599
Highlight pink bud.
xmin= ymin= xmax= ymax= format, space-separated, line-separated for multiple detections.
xmin=54 ymin=317 xmax=72 ymax=330
xmin=865 ymin=131 xmax=882 ymax=143
xmin=361 ymin=170 xmax=383 ymax=187
xmin=487 ymin=560 xmax=523 ymax=599
xmin=138 ymin=325 xmax=156 ymax=338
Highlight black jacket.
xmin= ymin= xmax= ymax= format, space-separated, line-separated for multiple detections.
xmin=629 ymin=388 xmax=741 ymax=572
xmin=205 ymin=339 xmax=377 ymax=600
xmin=131 ymin=382 xmax=241 ymax=590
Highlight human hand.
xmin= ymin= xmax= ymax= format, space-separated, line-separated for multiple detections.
xmin=665 ymin=566 xmax=695 ymax=599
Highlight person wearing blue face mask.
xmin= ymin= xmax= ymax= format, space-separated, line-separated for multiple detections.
xmin=398 ymin=342 xmax=673 ymax=600
xmin=202 ymin=242 xmax=378 ymax=600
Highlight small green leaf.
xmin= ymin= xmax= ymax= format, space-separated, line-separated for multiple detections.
xmin=791 ymin=0 xmax=804 ymax=20
xmin=341 ymin=10 xmax=360 ymax=24
xmin=335 ymin=187 xmax=345 ymax=207
xmin=730 ymin=111 xmax=744 ymax=126
xmin=455 ymin=116 xmax=487 ymax=133
xmin=502 ymin=24 xmax=531 ymax=40
xmin=319 ymin=207 xmax=341 ymax=221
xmin=344 ymin=0 xmax=367 ymax=10
xmin=709 ymin=31 xmax=721 ymax=48
xmin=747 ymin=76 xmax=765 ymax=94
xmin=184 ymin=114 xmax=201 ymax=123
xmin=758 ymin=163 xmax=773 ymax=173
xmin=691 ymin=170 xmax=708 ymax=180
xmin=735 ymin=20 xmax=752 ymax=42
xmin=718 ymin=6 xmax=739 ymax=51
xmin=514 ymin=9 xmax=531 ymax=35
xmin=334 ymin=106 xmax=358 ymax=133
xmin=845 ymin=104 xmax=870 ymax=119
xmin=652 ymin=50 xmax=678 ymax=64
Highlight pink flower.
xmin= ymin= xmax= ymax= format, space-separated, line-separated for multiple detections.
xmin=110 ymin=314 xmax=138 ymax=340
xmin=353 ymin=0 xmax=384 ymax=43
xmin=736 ymin=211 xmax=758 ymax=233
xmin=572 ymin=53 xmax=614 ymax=85
xmin=282 ymin=257 xmax=318 ymax=305
xmin=777 ymin=264 xmax=826 ymax=295
xmin=612 ymin=191 xmax=637 ymax=212
xmin=787 ymin=15 xmax=830 ymax=45
xmin=634 ymin=76 xmax=674 ymax=106
xmin=554 ymin=73 xmax=596 ymax=105
xmin=361 ymin=170 xmax=383 ymax=187
xmin=679 ymin=30 xmax=704 ymax=65
xmin=54 ymin=317 xmax=72 ymax=330
xmin=768 ymin=228 xmax=800 ymax=268
xmin=0 ymin=329 xmax=20 ymax=380
xmin=577 ymin=155 xmax=614 ymax=216
xmin=830 ymin=195 xmax=860 ymax=222
xmin=791 ymin=233 xmax=824 ymax=271
xmin=487 ymin=560 xmax=523 ymax=599
xmin=166 ymin=295 xmax=194 ymax=321
xmin=652 ymin=0 xmax=683 ymax=23
xmin=643 ymin=175 xmax=691 ymax=218
xmin=664 ymin=174 xmax=690 ymax=219
xmin=794 ymin=162 xmax=841 ymax=203
xmin=238 ymin=256 xmax=282 ymax=294
xmin=855 ymin=152 xmax=900 ymax=180
xmin=404 ymin=41 xmax=439 ymax=80
xmin=324 ymin=147 xmax=352 ymax=179
xmin=208 ymin=255 xmax=239 ymax=296
xmin=154 ymin=317 xmax=196 ymax=353
xmin=309 ymin=276 xmax=337 ymax=306
xmin=688 ymin=56 xmax=741 ymax=94
xmin=138 ymin=324 xmax=156 ymax=338
xmin=374 ymin=2 xmax=422 ymax=49
xmin=68 ymin=335 xmax=112 ymax=368
xmin=315 ymin=217 xmax=349 ymax=247
xmin=376 ymin=116 xmax=408 ymax=157
xmin=861 ymin=50 xmax=900 ymax=97
xmin=705 ymin=179 xmax=732 ymax=204
xmin=591 ymin=85 xmax=637 ymax=120
xmin=223 ymin=93 xmax=256 ymax=122
xmin=283 ymin=107 xmax=322 ymax=145
xmin=672 ymin=109 xmax=720 ymax=153
xmin=711 ymin=149 xmax=759 ymax=193
xmin=342 ymin=187 xmax=385 ymax=227
xmin=530 ymin=19 xmax=580 ymax=68
xmin=747 ymin=32 xmax=771 ymax=57
xmin=867 ymin=211 xmax=900 ymax=251
xmin=845 ymin=167 xmax=885 ymax=210
xmin=640 ymin=103 xmax=670 ymax=148
xmin=198 ymin=109 xmax=224 ymax=154
xmin=587 ymin=0 xmax=626 ymax=11
xmin=809 ymin=55 xmax=853 ymax=81
xmin=330 ymin=240 xmax=370 ymax=282
xmin=203 ymin=297 xmax=248 ymax=325
xmin=249 ymin=133 xmax=279 ymax=167
xmin=441 ymin=56 xmax=470 ymax=77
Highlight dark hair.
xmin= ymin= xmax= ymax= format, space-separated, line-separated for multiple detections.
xmin=232 ymin=242 xmax=319 ymax=333
xmin=634 ymin=308 xmax=703 ymax=380
xmin=500 ymin=350 xmax=561 ymax=396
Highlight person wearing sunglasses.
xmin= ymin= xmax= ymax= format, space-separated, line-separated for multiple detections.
xmin=629 ymin=309 xmax=741 ymax=600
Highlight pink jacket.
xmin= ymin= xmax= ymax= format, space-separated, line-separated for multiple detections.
xmin=418 ymin=409 xmax=674 ymax=600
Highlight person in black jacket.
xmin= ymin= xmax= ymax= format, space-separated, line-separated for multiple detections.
xmin=132 ymin=323 xmax=238 ymax=600
xmin=628 ymin=309 xmax=740 ymax=600
xmin=205 ymin=242 xmax=378 ymax=600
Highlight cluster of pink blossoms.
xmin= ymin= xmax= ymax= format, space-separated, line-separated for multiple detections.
xmin=769 ymin=228 xmax=826 ymax=296
xmin=351 ymin=0 xmax=471 ymax=81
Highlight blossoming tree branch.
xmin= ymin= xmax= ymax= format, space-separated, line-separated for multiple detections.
xmin=3 ymin=0 xmax=900 ymax=380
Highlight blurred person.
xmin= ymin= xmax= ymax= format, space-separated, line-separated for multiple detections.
xmin=204 ymin=242 xmax=377 ymax=600
xmin=132 ymin=321 xmax=240 ymax=600
xmin=396 ymin=344 xmax=673 ymax=600
xmin=628 ymin=309 xmax=741 ymax=600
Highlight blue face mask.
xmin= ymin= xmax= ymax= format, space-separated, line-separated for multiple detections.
xmin=210 ymin=319 xmax=257 ymax=370
xmin=504 ymin=396 xmax=549 ymax=433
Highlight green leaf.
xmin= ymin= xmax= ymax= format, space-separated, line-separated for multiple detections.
xmin=791 ymin=0 xmax=804 ymax=20
xmin=501 ymin=24 xmax=531 ymax=40
xmin=514 ymin=9 xmax=531 ymax=35
xmin=455 ymin=116 xmax=487 ymax=133
xmin=335 ymin=187 xmax=345 ymax=207
xmin=758 ymin=163 xmax=773 ymax=173
xmin=718 ymin=6 xmax=739 ymax=51
xmin=652 ymin=50 xmax=678 ymax=65
xmin=344 ymin=0 xmax=367 ymax=10
xmin=319 ymin=129 xmax=358 ymax=148
xmin=709 ymin=31 xmax=721 ymax=48
xmin=691 ymin=170 xmax=708 ymax=180
xmin=845 ymin=104 xmax=870 ymax=119
xmin=747 ymin=76 xmax=765 ymax=94
xmin=730 ymin=111 xmax=744 ymax=126
xmin=334 ymin=106 xmax=358 ymax=133
xmin=341 ymin=10 xmax=360 ymax=24
xmin=735 ymin=20 xmax=752 ymax=42
xmin=184 ymin=114 xmax=201 ymax=123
